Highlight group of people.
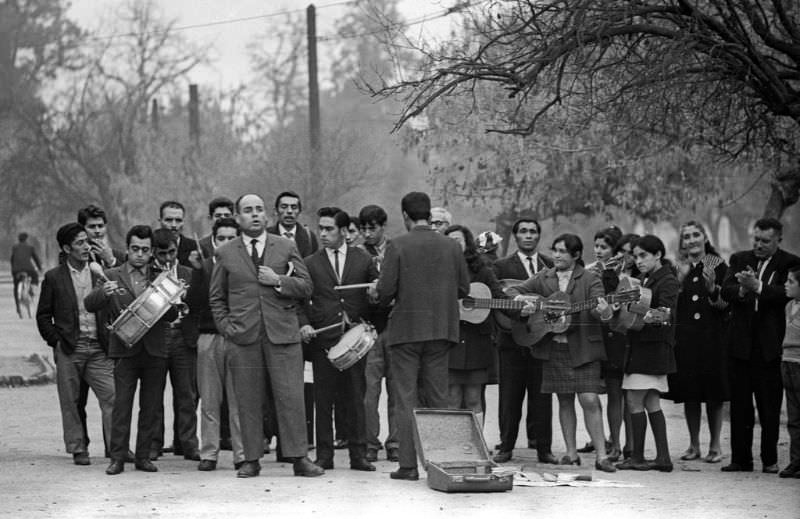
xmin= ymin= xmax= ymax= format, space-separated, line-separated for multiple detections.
xmin=31 ymin=190 xmax=800 ymax=482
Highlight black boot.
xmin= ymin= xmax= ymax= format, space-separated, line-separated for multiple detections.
xmin=648 ymin=410 xmax=673 ymax=472
xmin=616 ymin=412 xmax=649 ymax=470
xmin=349 ymin=443 xmax=376 ymax=471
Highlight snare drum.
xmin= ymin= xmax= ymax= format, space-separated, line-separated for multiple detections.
xmin=110 ymin=271 xmax=187 ymax=347
xmin=327 ymin=323 xmax=377 ymax=371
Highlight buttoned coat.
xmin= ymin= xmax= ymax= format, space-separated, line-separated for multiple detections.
xmin=208 ymin=234 xmax=313 ymax=345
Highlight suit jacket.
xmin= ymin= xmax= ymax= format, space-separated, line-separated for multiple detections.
xmin=507 ymin=264 xmax=606 ymax=367
xmin=198 ymin=234 xmax=214 ymax=260
xmin=11 ymin=242 xmax=42 ymax=273
xmin=301 ymin=246 xmax=379 ymax=346
xmin=377 ymin=225 xmax=470 ymax=346
xmin=177 ymin=234 xmax=198 ymax=267
xmin=36 ymin=263 xmax=109 ymax=354
xmin=209 ymin=234 xmax=313 ymax=345
xmin=267 ymin=223 xmax=319 ymax=258
xmin=493 ymin=252 xmax=553 ymax=282
xmin=721 ymin=248 xmax=800 ymax=362
xmin=625 ymin=264 xmax=680 ymax=375
xmin=84 ymin=264 xmax=180 ymax=358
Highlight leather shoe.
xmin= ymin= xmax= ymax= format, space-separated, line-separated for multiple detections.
xmin=148 ymin=449 xmax=160 ymax=461
xmin=649 ymin=459 xmax=674 ymax=472
xmin=390 ymin=467 xmax=420 ymax=481
xmin=762 ymin=464 xmax=779 ymax=474
xmin=183 ymin=450 xmax=201 ymax=461
xmin=595 ymin=457 xmax=617 ymax=473
xmin=198 ymin=459 xmax=217 ymax=471
xmin=559 ymin=455 xmax=581 ymax=466
xmin=366 ymin=447 xmax=378 ymax=462
xmin=105 ymin=459 xmax=124 ymax=475
xmin=386 ymin=447 xmax=399 ymax=462
xmin=236 ymin=460 xmax=261 ymax=478
xmin=493 ymin=450 xmax=512 ymax=463
xmin=537 ymin=452 xmax=558 ymax=464
xmin=294 ymin=457 xmax=325 ymax=477
xmin=334 ymin=439 xmax=349 ymax=449
xmin=779 ymin=462 xmax=800 ymax=478
xmin=576 ymin=442 xmax=595 ymax=453
xmin=234 ymin=461 xmax=245 ymax=471
xmin=73 ymin=452 xmax=90 ymax=466
xmin=313 ymin=458 xmax=334 ymax=470
xmin=134 ymin=459 xmax=158 ymax=472
xmin=616 ymin=458 xmax=650 ymax=471
xmin=350 ymin=458 xmax=376 ymax=471
xmin=721 ymin=462 xmax=753 ymax=472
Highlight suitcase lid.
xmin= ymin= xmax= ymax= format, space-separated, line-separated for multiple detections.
xmin=412 ymin=409 xmax=492 ymax=466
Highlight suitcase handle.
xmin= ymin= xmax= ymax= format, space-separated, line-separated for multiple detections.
xmin=463 ymin=474 xmax=497 ymax=482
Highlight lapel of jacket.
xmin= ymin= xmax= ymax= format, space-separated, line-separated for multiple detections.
xmin=542 ymin=268 xmax=560 ymax=294
xmin=295 ymin=226 xmax=309 ymax=256
xmin=761 ymin=250 xmax=782 ymax=284
xmin=341 ymin=246 xmax=359 ymax=283
xmin=566 ymin=266 xmax=583 ymax=295
xmin=508 ymin=254 xmax=529 ymax=279
xmin=537 ymin=254 xmax=550 ymax=273
xmin=57 ymin=264 xmax=79 ymax=320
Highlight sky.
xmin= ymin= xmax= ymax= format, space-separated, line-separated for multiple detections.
xmin=67 ymin=0 xmax=461 ymax=90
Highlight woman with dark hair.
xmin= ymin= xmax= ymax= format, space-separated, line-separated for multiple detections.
xmin=615 ymin=233 xmax=641 ymax=279
xmin=666 ymin=221 xmax=729 ymax=463
xmin=444 ymin=225 xmax=504 ymax=422
xmin=586 ymin=227 xmax=628 ymax=461
xmin=617 ymin=234 xmax=680 ymax=472
xmin=509 ymin=233 xmax=616 ymax=472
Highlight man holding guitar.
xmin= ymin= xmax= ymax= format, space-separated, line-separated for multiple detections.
xmin=492 ymin=218 xmax=558 ymax=465
xmin=507 ymin=233 xmax=618 ymax=473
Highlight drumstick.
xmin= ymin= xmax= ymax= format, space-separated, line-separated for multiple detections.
xmin=334 ymin=283 xmax=374 ymax=291
xmin=310 ymin=322 xmax=343 ymax=335
xmin=193 ymin=232 xmax=204 ymax=261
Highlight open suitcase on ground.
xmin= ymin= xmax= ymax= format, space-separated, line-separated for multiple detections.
xmin=412 ymin=409 xmax=513 ymax=493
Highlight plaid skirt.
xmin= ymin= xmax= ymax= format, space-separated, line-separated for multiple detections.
xmin=541 ymin=340 xmax=605 ymax=394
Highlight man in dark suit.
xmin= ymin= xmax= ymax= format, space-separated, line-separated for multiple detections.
xmin=267 ymin=190 xmax=319 ymax=447
xmin=721 ymin=218 xmax=800 ymax=473
xmin=209 ymin=193 xmax=323 ymax=478
xmin=36 ymin=223 xmax=115 ymax=466
xmin=149 ymin=229 xmax=202 ymax=461
xmin=85 ymin=225 xmax=176 ymax=475
xmin=198 ymin=197 xmax=235 ymax=259
xmin=159 ymin=200 xmax=198 ymax=268
xmin=492 ymin=218 xmax=557 ymax=464
xmin=377 ymin=192 xmax=470 ymax=481
xmin=299 ymin=207 xmax=378 ymax=471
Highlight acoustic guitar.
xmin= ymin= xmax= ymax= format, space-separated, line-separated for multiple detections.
xmin=459 ymin=282 xmax=568 ymax=324
xmin=511 ymin=288 xmax=641 ymax=347
xmin=493 ymin=278 xmax=526 ymax=330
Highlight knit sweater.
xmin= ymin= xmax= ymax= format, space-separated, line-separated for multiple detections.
xmin=784 ymin=300 xmax=800 ymax=363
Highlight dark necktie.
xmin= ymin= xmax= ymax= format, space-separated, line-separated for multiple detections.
xmin=333 ymin=250 xmax=340 ymax=282
xmin=756 ymin=259 xmax=765 ymax=280
xmin=251 ymin=239 xmax=260 ymax=268
xmin=527 ymin=256 xmax=536 ymax=276
xmin=284 ymin=231 xmax=294 ymax=240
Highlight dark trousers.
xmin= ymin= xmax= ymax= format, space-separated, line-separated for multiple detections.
xmin=312 ymin=349 xmax=367 ymax=463
xmin=782 ymin=361 xmax=800 ymax=465
xmin=390 ymin=340 xmax=450 ymax=468
xmin=153 ymin=329 xmax=198 ymax=453
xmin=110 ymin=350 xmax=167 ymax=461
xmin=729 ymin=355 xmax=784 ymax=467
xmin=497 ymin=342 xmax=553 ymax=453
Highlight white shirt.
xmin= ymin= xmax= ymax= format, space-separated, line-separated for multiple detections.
xmin=278 ymin=224 xmax=298 ymax=240
xmin=244 ymin=232 xmax=267 ymax=258
xmin=325 ymin=243 xmax=347 ymax=281
xmin=517 ymin=251 xmax=540 ymax=278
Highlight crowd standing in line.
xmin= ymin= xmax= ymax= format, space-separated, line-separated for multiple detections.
xmin=29 ymin=191 xmax=800 ymax=482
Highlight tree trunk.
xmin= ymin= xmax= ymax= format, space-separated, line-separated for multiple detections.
xmin=763 ymin=167 xmax=800 ymax=220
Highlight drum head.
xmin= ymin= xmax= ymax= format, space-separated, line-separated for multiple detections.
xmin=327 ymin=324 xmax=364 ymax=359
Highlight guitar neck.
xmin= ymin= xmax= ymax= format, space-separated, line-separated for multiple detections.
xmin=467 ymin=298 xmax=527 ymax=311
xmin=567 ymin=294 xmax=627 ymax=314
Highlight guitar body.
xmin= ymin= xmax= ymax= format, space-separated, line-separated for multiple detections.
xmin=494 ymin=278 xmax=525 ymax=331
xmin=459 ymin=282 xmax=492 ymax=324
xmin=512 ymin=291 xmax=572 ymax=347
xmin=612 ymin=276 xmax=652 ymax=333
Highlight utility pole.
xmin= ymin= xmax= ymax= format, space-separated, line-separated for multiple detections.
xmin=188 ymin=84 xmax=200 ymax=147
xmin=307 ymin=4 xmax=321 ymax=179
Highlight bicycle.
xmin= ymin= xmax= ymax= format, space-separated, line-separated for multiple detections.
xmin=14 ymin=271 xmax=33 ymax=319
